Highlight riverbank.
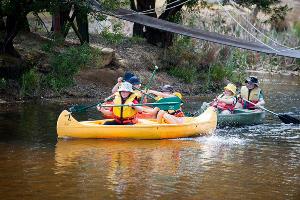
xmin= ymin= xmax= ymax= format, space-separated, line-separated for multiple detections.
xmin=1 ymin=3 xmax=300 ymax=104
xmin=1 ymin=31 xmax=299 ymax=105
xmin=0 ymin=32 xmax=211 ymax=103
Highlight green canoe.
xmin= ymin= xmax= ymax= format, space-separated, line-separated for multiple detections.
xmin=218 ymin=109 xmax=265 ymax=127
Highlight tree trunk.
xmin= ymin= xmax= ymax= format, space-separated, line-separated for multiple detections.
xmin=251 ymin=6 xmax=259 ymax=25
xmin=19 ymin=15 xmax=30 ymax=32
xmin=0 ymin=15 xmax=21 ymax=57
xmin=130 ymin=0 xmax=183 ymax=48
xmin=51 ymin=4 xmax=70 ymax=37
xmin=0 ymin=17 xmax=5 ymax=31
xmin=75 ymin=7 xmax=89 ymax=43
xmin=130 ymin=0 xmax=144 ymax=37
xmin=52 ymin=13 xmax=61 ymax=34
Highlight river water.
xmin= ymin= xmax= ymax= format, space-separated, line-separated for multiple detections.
xmin=0 ymin=73 xmax=299 ymax=200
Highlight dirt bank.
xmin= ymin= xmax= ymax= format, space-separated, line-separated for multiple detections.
xmin=0 ymin=32 xmax=205 ymax=104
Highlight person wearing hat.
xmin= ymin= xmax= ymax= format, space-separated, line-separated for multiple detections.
xmin=210 ymin=83 xmax=237 ymax=114
xmin=147 ymin=85 xmax=185 ymax=124
xmin=127 ymin=76 xmax=144 ymax=101
xmin=111 ymin=72 xmax=135 ymax=94
xmin=147 ymin=85 xmax=183 ymax=100
xmin=97 ymin=82 xmax=144 ymax=125
xmin=235 ymin=76 xmax=265 ymax=109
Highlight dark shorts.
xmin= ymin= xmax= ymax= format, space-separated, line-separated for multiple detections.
xmin=103 ymin=120 xmax=134 ymax=125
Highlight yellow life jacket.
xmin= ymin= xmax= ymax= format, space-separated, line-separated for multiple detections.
xmin=134 ymin=90 xmax=142 ymax=98
xmin=240 ymin=86 xmax=261 ymax=102
xmin=173 ymin=92 xmax=183 ymax=100
xmin=113 ymin=93 xmax=137 ymax=119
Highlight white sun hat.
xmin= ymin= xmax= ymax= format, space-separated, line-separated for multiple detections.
xmin=118 ymin=82 xmax=133 ymax=92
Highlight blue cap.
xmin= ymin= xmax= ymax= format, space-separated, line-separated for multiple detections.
xmin=123 ymin=72 xmax=135 ymax=82
xmin=128 ymin=76 xmax=141 ymax=85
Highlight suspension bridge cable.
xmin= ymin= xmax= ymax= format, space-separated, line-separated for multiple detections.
xmin=217 ymin=0 xmax=280 ymax=52
xmin=228 ymin=0 xmax=300 ymax=52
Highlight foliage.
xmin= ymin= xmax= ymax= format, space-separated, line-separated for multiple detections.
xmin=294 ymin=21 xmax=300 ymax=38
xmin=160 ymin=36 xmax=202 ymax=82
xmin=47 ymin=43 xmax=93 ymax=91
xmin=202 ymin=48 xmax=247 ymax=90
xmin=0 ymin=78 xmax=6 ymax=90
xmin=264 ymin=5 xmax=291 ymax=27
xmin=229 ymin=0 xmax=281 ymax=11
xmin=100 ymin=27 xmax=124 ymax=45
xmin=169 ymin=66 xmax=198 ymax=83
xmin=20 ymin=69 xmax=40 ymax=97
xmin=128 ymin=35 xmax=145 ymax=44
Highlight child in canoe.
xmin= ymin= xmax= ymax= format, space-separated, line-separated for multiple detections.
xmin=97 ymin=82 xmax=144 ymax=125
xmin=147 ymin=85 xmax=185 ymax=124
xmin=210 ymin=83 xmax=237 ymax=115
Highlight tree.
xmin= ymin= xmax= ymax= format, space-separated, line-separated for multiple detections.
xmin=0 ymin=0 xmax=51 ymax=57
xmin=228 ymin=0 xmax=289 ymax=25
xmin=130 ymin=0 xmax=201 ymax=47
xmin=0 ymin=0 xmax=125 ymax=57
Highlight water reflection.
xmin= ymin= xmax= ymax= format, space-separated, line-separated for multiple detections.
xmin=0 ymin=73 xmax=299 ymax=199
xmin=53 ymin=136 xmax=300 ymax=200
xmin=54 ymin=140 xmax=205 ymax=198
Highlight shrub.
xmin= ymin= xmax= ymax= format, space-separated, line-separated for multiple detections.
xmin=160 ymin=36 xmax=202 ymax=82
xmin=0 ymin=78 xmax=6 ymax=90
xmin=20 ymin=69 xmax=40 ymax=97
xmin=294 ymin=21 xmax=300 ymax=38
xmin=47 ymin=43 xmax=93 ymax=91
xmin=101 ymin=27 xmax=124 ymax=45
xmin=168 ymin=66 xmax=198 ymax=83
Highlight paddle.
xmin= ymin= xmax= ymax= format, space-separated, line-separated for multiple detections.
xmin=132 ymin=86 xmax=156 ymax=100
xmin=243 ymin=98 xmax=300 ymax=124
xmin=140 ymin=66 xmax=158 ymax=103
xmin=68 ymin=100 xmax=105 ymax=113
xmin=99 ymin=96 xmax=182 ymax=110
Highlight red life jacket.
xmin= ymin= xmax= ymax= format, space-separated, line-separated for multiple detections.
xmin=216 ymin=101 xmax=235 ymax=112
xmin=211 ymin=94 xmax=236 ymax=112
xmin=168 ymin=110 xmax=185 ymax=117
xmin=114 ymin=116 xmax=138 ymax=124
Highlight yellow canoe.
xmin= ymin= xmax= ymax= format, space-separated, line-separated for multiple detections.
xmin=56 ymin=107 xmax=217 ymax=139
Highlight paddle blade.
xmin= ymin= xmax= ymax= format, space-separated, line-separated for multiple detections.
xmin=278 ymin=114 xmax=300 ymax=124
xmin=157 ymin=103 xmax=180 ymax=110
xmin=155 ymin=96 xmax=182 ymax=110
xmin=69 ymin=105 xmax=87 ymax=113
xmin=156 ymin=96 xmax=182 ymax=104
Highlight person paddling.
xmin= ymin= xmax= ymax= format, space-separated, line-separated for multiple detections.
xmin=111 ymin=72 xmax=135 ymax=94
xmin=211 ymin=83 xmax=237 ymax=114
xmin=147 ymin=85 xmax=184 ymax=124
xmin=235 ymin=76 xmax=265 ymax=109
xmin=97 ymin=82 xmax=143 ymax=125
